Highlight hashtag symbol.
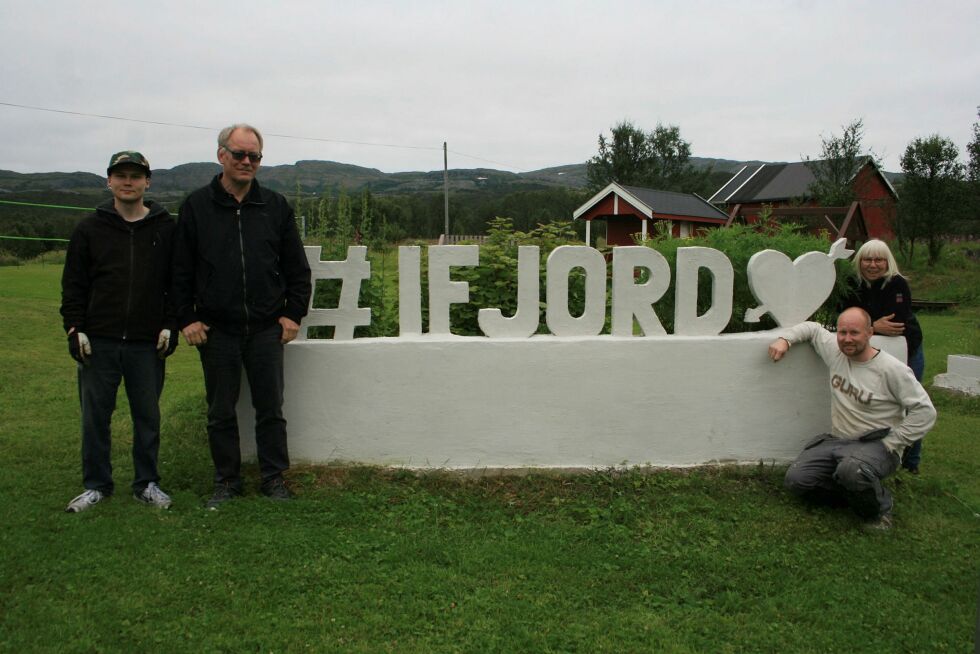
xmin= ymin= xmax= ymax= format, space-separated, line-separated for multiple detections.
xmin=299 ymin=246 xmax=371 ymax=340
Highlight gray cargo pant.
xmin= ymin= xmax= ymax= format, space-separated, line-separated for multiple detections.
xmin=784 ymin=434 xmax=900 ymax=519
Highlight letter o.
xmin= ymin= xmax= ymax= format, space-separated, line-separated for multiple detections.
xmin=546 ymin=246 xmax=607 ymax=336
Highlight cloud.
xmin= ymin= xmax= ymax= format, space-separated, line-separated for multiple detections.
xmin=1 ymin=0 xmax=977 ymax=175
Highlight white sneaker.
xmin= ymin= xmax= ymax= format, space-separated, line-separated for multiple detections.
xmin=65 ymin=489 xmax=104 ymax=513
xmin=863 ymin=512 xmax=893 ymax=532
xmin=134 ymin=482 xmax=172 ymax=509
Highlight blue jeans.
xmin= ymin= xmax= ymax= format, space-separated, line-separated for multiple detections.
xmin=904 ymin=345 xmax=925 ymax=468
xmin=785 ymin=435 xmax=900 ymax=518
xmin=78 ymin=337 xmax=165 ymax=494
xmin=197 ymin=324 xmax=288 ymax=491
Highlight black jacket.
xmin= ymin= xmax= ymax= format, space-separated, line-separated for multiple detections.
xmin=172 ymin=175 xmax=311 ymax=333
xmin=839 ymin=274 xmax=922 ymax=355
xmin=60 ymin=200 xmax=176 ymax=342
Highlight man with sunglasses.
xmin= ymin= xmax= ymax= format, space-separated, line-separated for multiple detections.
xmin=172 ymin=124 xmax=311 ymax=509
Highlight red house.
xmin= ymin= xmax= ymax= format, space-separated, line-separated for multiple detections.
xmin=573 ymin=182 xmax=729 ymax=247
xmin=708 ymin=159 xmax=899 ymax=240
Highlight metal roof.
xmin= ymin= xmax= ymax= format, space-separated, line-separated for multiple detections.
xmin=715 ymin=161 xmax=814 ymax=203
xmin=574 ymin=182 xmax=729 ymax=221
xmin=618 ymin=185 xmax=729 ymax=220
xmin=707 ymin=165 xmax=754 ymax=203
xmin=711 ymin=158 xmax=897 ymax=205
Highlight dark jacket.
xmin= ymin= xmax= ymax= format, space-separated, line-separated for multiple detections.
xmin=60 ymin=199 xmax=176 ymax=342
xmin=171 ymin=175 xmax=311 ymax=333
xmin=839 ymin=274 xmax=922 ymax=356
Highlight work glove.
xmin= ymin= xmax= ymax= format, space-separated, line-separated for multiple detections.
xmin=68 ymin=331 xmax=91 ymax=364
xmin=156 ymin=329 xmax=178 ymax=359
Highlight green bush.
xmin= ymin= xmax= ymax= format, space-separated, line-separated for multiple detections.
xmin=356 ymin=245 xmax=398 ymax=337
xmin=30 ymin=249 xmax=67 ymax=265
xmin=0 ymin=249 xmax=22 ymax=266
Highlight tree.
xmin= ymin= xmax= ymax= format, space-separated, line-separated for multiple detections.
xmin=966 ymin=108 xmax=980 ymax=230
xmin=359 ymin=188 xmax=374 ymax=244
xmin=586 ymin=120 xmax=709 ymax=193
xmin=335 ymin=188 xmax=353 ymax=251
xmin=586 ymin=121 xmax=651 ymax=190
xmin=648 ymin=124 xmax=711 ymax=193
xmin=805 ymin=119 xmax=875 ymax=206
xmin=316 ymin=189 xmax=333 ymax=242
xmin=968 ymin=107 xmax=980 ymax=183
xmin=897 ymin=134 xmax=964 ymax=265
xmin=293 ymin=181 xmax=307 ymax=239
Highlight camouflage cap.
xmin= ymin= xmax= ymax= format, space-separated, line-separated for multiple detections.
xmin=107 ymin=151 xmax=151 ymax=177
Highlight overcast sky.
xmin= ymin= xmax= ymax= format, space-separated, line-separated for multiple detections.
xmin=1 ymin=0 xmax=977 ymax=177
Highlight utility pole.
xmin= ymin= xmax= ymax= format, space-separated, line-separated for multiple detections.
xmin=443 ymin=141 xmax=449 ymax=239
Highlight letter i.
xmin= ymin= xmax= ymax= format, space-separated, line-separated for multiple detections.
xmin=398 ymin=246 xmax=422 ymax=335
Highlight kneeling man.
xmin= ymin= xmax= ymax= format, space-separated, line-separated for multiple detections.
xmin=768 ymin=307 xmax=935 ymax=530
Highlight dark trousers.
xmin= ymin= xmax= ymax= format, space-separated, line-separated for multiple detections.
xmin=904 ymin=345 xmax=926 ymax=468
xmin=784 ymin=435 xmax=899 ymax=519
xmin=198 ymin=324 xmax=288 ymax=491
xmin=78 ymin=337 xmax=165 ymax=494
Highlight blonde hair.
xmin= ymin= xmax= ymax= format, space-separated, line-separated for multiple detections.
xmin=217 ymin=123 xmax=264 ymax=151
xmin=853 ymin=239 xmax=902 ymax=284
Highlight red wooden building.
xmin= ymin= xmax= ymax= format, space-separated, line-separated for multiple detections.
xmin=573 ymin=182 xmax=729 ymax=246
xmin=708 ymin=159 xmax=899 ymax=240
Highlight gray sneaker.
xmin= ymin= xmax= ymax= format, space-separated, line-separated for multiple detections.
xmin=66 ymin=489 xmax=104 ymax=513
xmin=135 ymin=482 xmax=172 ymax=509
xmin=863 ymin=513 xmax=893 ymax=532
xmin=206 ymin=484 xmax=239 ymax=510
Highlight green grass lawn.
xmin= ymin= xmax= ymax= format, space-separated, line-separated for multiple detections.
xmin=1 ymin=261 xmax=978 ymax=653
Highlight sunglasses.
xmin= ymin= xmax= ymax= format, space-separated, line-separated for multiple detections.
xmin=223 ymin=147 xmax=263 ymax=163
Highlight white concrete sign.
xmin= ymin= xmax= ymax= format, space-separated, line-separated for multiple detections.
xmin=744 ymin=239 xmax=852 ymax=326
xmin=934 ymin=355 xmax=980 ymax=395
xmin=239 ymin=239 xmax=912 ymax=470
xmin=478 ymin=245 xmax=540 ymax=339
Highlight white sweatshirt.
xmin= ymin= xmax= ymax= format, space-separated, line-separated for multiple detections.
xmin=779 ymin=322 xmax=936 ymax=454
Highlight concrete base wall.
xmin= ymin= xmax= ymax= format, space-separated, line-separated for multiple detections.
xmin=934 ymin=354 xmax=980 ymax=396
xmin=238 ymin=332 xmax=907 ymax=470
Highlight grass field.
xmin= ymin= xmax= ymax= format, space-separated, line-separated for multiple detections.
xmin=1 ymin=257 xmax=978 ymax=653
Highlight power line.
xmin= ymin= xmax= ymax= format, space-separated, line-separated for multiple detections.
xmin=0 ymin=235 xmax=69 ymax=243
xmin=0 ymin=199 xmax=92 ymax=212
xmin=0 ymin=101 xmax=527 ymax=169
xmin=269 ymin=131 xmax=440 ymax=152
xmin=0 ymin=100 xmax=440 ymax=151
xmin=0 ymin=101 xmax=214 ymax=133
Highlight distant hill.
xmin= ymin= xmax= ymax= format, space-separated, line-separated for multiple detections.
xmin=0 ymin=157 xmax=902 ymax=200
xmin=144 ymin=161 xmax=594 ymax=197
xmin=0 ymin=170 xmax=105 ymax=194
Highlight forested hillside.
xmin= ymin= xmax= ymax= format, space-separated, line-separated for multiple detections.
xmin=0 ymin=156 xmax=757 ymax=258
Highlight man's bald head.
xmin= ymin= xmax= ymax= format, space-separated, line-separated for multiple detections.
xmin=838 ymin=307 xmax=872 ymax=331
xmin=836 ymin=307 xmax=875 ymax=361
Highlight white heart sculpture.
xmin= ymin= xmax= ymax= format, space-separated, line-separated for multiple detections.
xmin=745 ymin=239 xmax=853 ymax=326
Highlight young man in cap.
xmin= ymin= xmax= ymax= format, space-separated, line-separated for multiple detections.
xmin=61 ymin=151 xmax=178 ymax=512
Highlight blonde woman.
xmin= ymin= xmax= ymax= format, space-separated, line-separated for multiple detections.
xmin=839 ymin=239 xmax=925 ymax=473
